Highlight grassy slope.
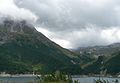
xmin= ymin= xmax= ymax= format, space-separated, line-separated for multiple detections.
xmin=0 ymin=32 xmax=82 ymax=74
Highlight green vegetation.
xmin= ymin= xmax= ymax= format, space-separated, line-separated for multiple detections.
xmin=104 ymin=51 xmax=120 ymax=74
xmin=0 ymin=21 xmax=82 ymax=74
xmin=1 ymin=20 xmax=120 ymax=75
xmin=83 ymin=51 xmax=120 ymax=75
xmin=0 ymin=32 xmax=82 ymax=74
xmin=83 ymin=56 xmax=104 ymax=74
xmin=28 ymin=71 xmax=73 ymax=83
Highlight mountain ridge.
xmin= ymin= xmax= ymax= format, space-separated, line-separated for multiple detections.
xmin=75 ymin=43 xmax=120 ymax=74
xmin=0 ymin=19 xmax=82 ymax=74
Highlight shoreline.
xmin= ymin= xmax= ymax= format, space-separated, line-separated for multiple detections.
xmin=0 ymin=74 xmax=40 ymax=77
xmin=0 ymin=74 xmax=119 ymax=78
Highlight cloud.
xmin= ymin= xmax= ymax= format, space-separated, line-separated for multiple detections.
xmin=0 ymin=0 xmax=38 ymax=23
xmin=36 ymin=26 xmax=120 ymax=49
xmin=36 ymin=27 xmax=72 ymax=48
xmin=1 ymin=0 xmax=120 ymax=48
xmin=101 ymin=27 xmax=120 ymax=43
xmin=68 ymin=27 xmax=120 ymax=48
xmin=15 ymin=0 xmax=120 ymax=48
xmin=15 ymin=0 xmax=120 ymax=30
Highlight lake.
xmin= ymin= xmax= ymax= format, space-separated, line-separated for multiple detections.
xmin=0 ymin=76 xmax=37 ymax=83
xmin=72 ymin=76 xmax=120 ymax=83
xmin=0 ymin=76 xmax=120 ymax=83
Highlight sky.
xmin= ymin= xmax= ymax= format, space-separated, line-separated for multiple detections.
xmin=0 ymin=0 xmax=120 ymax=49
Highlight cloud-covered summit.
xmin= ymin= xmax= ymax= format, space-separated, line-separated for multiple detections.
xmin=0 ymin=0 xmax=37 ymax=24
xmin=1 ymin=0 xmax=120 ymax=48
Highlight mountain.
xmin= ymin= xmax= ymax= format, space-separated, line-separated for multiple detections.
xmin=0 ymin=20 xmax=82 ymax=74
xmin=83 ymin=51 xmax=120 ymax=75
xmin=104 ymin=51 xmax=120 ymax=74
xmin=72 ymin=43 xmax=120 ymax=64
xmin=75 ymin=43 xmax=120 ymax=75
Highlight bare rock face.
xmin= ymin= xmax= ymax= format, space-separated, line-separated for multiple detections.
xmin=0 ymin=20 xmax=39 ymax=45
xmin=2 ymin=20 xmax=37 ymax=34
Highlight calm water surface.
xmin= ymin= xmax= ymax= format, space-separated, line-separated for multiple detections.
xmin=72 ymin=76 xmax=120 ymax=83
xmin=0 ymin=76 xmax=37 ymax=83
xmin=0 ymin=76 xmax=120 ymax=83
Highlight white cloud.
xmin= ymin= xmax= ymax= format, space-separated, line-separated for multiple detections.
xmin=15 ymin=0 xmax=120 ymax=30
xmin=1 ymin=0 xmax=120 ymax=48
xmin=36 ymin=26 xmax=120 ymax=48
xmin=101 ymin=28 xmax=120 ymax=43
xmin=52 ymin=38 xmax=72 ymax=49
xmin=36 ymin=27 xmax=72 ymax=48
xmin=0 ymin=0 xmax=38 ymax=23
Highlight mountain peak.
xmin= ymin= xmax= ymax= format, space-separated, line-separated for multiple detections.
xmin=1 ymin=20 xmax=37 ymax=34
xmin=108 ymin=42 xmax=120 ymax=47
xmin=0 ymin=19 xmax=82 ymax=74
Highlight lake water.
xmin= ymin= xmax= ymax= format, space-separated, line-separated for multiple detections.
xmin=0 ymin=76 xmax=120 ymax=83
xmin=72 ymin=76 xmax=120 ymax=83
xmin=0 ymin=76 xmax=37 ymax=83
